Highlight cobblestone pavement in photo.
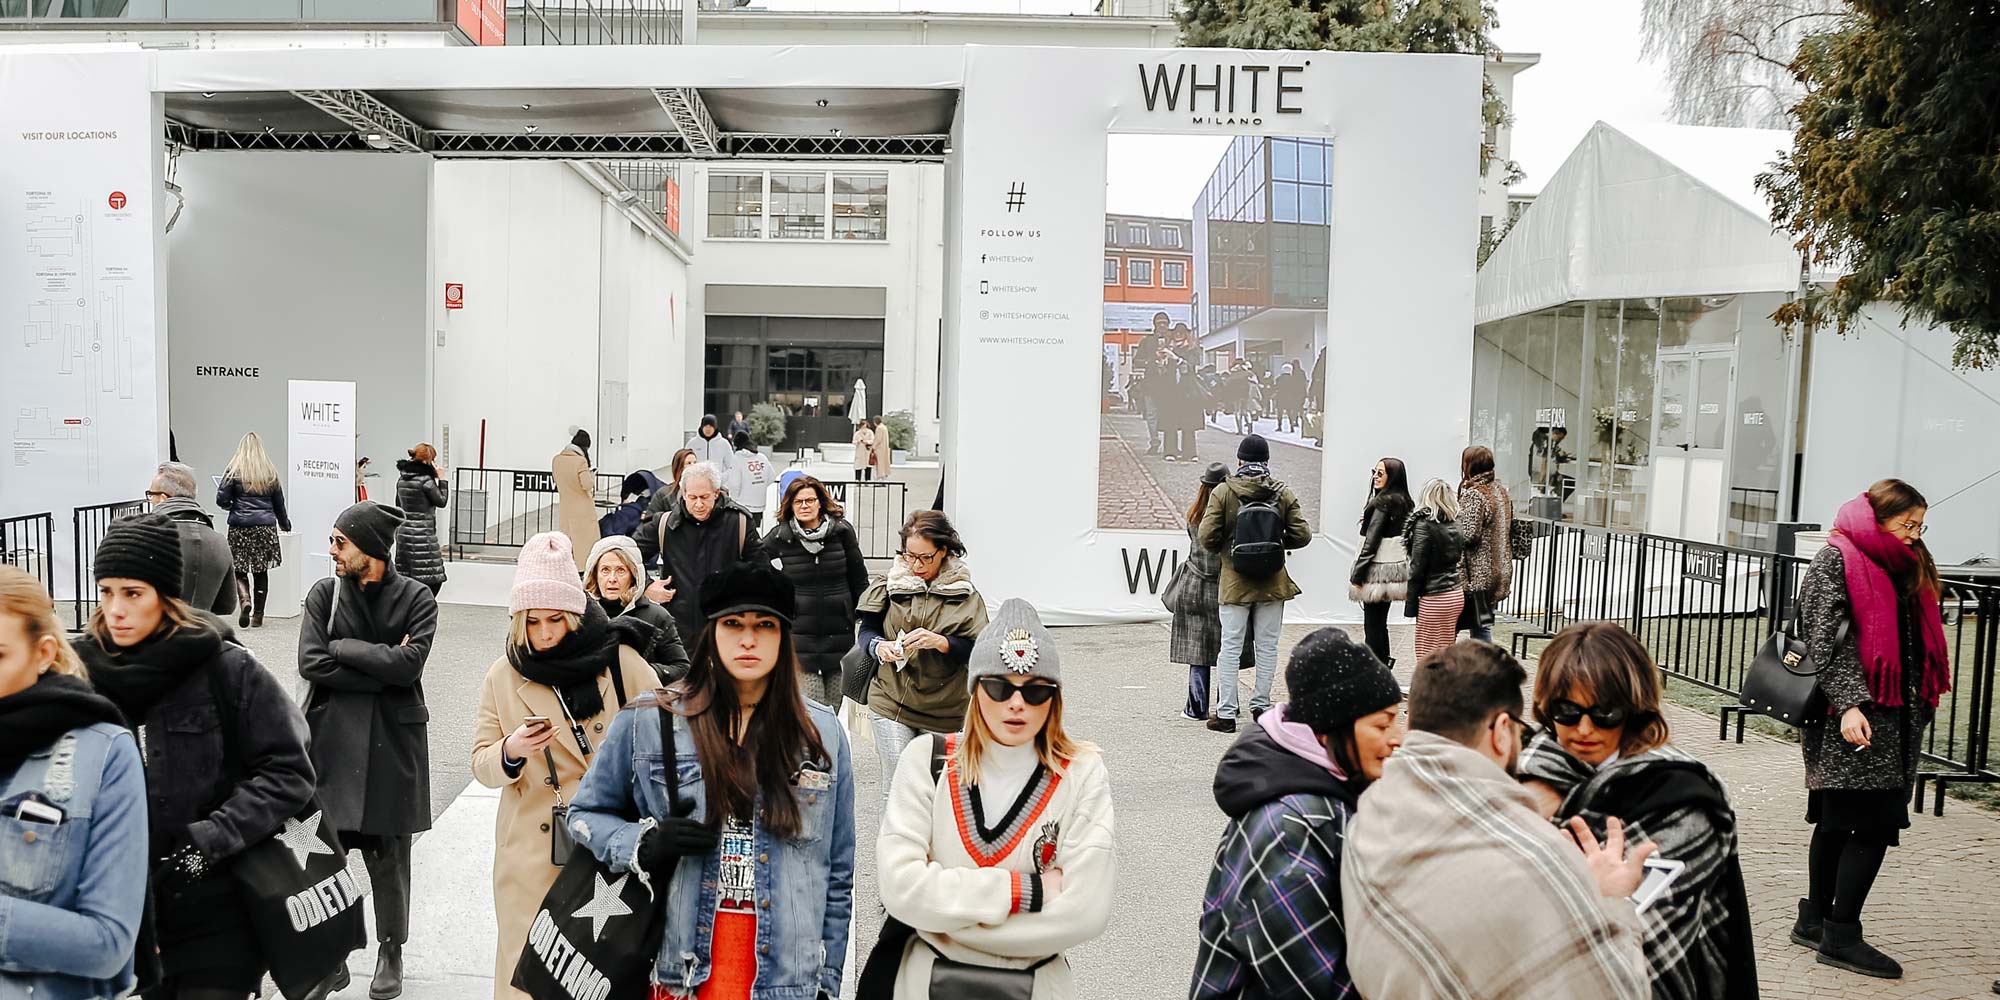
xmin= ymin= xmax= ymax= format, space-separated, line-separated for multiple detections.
xmin=1101 ymin=412 xmax=1326 ymax=530
xmin=1098 ymin=430 xmax=1186 ymax=530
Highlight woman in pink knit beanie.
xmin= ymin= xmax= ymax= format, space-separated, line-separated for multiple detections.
xmin=467 ymin=532 xmax=664 ymax=999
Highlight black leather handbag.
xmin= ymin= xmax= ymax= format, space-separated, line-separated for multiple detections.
xmin=1741 ymin=617 xmax=1848 ymax=727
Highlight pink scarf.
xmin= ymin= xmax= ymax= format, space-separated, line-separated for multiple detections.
xmin=1260 ymin=704 xmax=1348 ymax=780
xmin=1827 ymin=494 xmax=1951 ymax=709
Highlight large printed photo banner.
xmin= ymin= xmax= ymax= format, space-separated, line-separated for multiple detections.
xmin=946 ymin=49 xmax=1482 ymax=623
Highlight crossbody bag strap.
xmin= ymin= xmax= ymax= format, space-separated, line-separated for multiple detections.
xmin=659 ymin=704 xmax=683 ymax=814
xmin=202 ymin=656 xmax=246 ymax=805
xmin=610 ymin=658 xmax=629 ymax=710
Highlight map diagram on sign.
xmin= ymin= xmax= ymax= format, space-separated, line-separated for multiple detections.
xmin=14 ymin=191 xmax=142 ymax=481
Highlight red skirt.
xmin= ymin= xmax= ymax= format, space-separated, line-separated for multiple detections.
xmin=1416 ymin=587 xmax=1464 ymax=664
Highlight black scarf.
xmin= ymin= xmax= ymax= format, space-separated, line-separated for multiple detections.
xmin=0 ymin=674 xmax=127 ymax=768
xmin=507 ymin=601 xmax=656 ymax=719
xmin=76 ymin=615 xmax=228 ymax=726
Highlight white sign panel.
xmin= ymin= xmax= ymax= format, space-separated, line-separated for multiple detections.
xmin=0 ymin=50 xmax=164 ymax=594
xmin=287 ymin=380 xmax=355 ymax=592
xmin=1102 ymin=302 xmax=1194 ymax=332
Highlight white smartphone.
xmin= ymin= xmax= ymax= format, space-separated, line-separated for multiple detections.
xmin=14 ymin=799 xmax=63 ymax=825
xmin=1629 ymin=856 xmax=1687 ymax=912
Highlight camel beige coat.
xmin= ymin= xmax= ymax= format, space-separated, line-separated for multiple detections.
xmin=852 ymin=425 xmax=876 ymax=475
xmin=470 ymin=645 xmax=659 ymax=999
xmin=871 ymin=423 xmax=894 ymax=478
xmin=551 ymin=447 xmax=599 ymax=570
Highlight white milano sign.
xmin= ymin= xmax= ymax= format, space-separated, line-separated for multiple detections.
xmin=288 ymin=380 xmax=355 ymax=593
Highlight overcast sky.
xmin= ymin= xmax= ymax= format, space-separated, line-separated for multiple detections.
xmin=749 ymin=0 xmax=1678 ymax=195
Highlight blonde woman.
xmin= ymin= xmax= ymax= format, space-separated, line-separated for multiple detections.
xmin=214 ymin=431 xmax=291 ymax=628
xmin=1401 ymin=478 xmax=1468 ymax=663
xmin=0 ymin=566 xmax=148 ymax=998
xmin=866 ymin=599 xmax=1116 ymax=1000
xmin=469 ymin=532 xmax=659 ymax=1000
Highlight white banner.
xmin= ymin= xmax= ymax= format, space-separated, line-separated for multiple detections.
xmin=945 ymin=49 xmax=1482 ymax=623
xmin=0 ymin=49 xmax=164 ymax=597
xmin=1102 ymin=301 xmax=1194 ymax=332
xmin=288 ymin=380 xmax=356 ymax=593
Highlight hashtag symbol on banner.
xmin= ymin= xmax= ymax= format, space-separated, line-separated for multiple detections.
xmin=1005 ymin=182 xmax=1027 ymax=212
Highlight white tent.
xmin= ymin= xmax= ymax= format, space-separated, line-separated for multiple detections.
xmin=1476 ymin=121 xmax=1816 ymax=326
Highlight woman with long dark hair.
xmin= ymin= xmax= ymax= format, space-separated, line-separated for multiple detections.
xmin=1349 ymin=457 xmax=1412 ymax=666
xmin=1517 ymin=623 xmax=1755 ymax=999
xmin=568 ymin=562 xmax=855 ymax=1000
xmin=76 ymin=515 xmax=317 ymax=999
xmin=764 ymin=476 xmax=870 ymax=707
xmin=636 ymin=448 xmax=701 ymax=569
xmin=1789 ymin=479 xmax=1951 ymax=980
xmin=1167 ymin=464 xmax=1231 ymax=722
xmin=214 ymin=431 xmax=290 ymax=628
xmin=868 ymin=599 xmax=1115 ymax=999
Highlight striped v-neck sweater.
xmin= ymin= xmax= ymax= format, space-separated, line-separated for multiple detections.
xmin=876 ymin=734 xmax=1118 ymax=1000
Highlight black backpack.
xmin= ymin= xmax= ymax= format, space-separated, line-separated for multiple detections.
xmin=1229 ymin=493 xmax=1287 ymax=578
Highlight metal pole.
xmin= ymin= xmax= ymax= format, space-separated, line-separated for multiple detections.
xmin=682 ymin=0 xmax=696 ymax=44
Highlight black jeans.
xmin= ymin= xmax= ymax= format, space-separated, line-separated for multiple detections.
xmin=342 ymin=832 xmax=412 ymax=945
xmin=1362 ymin=601 xmax=1393 ymax=664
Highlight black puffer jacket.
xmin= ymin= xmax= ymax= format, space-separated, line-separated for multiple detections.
xmin=597 ymin=594 xmax=692 ymax=682
xmin=393 ymin=459 xmax=449 ymax=588
xmin=1401 ymin=509 xmax=1467 ymax=617
xmin=763 ymin=517 xmax=870 ymax=676
xmin=215 ymin=478 xmax=291 ymax=531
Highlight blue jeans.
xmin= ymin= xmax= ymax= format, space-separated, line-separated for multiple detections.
xmin=1215 ymin=601 xmax=1284 ymax=720
xmin=1469 ymin=623 xmax=1493 ymax=643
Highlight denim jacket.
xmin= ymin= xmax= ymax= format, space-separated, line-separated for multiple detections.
xmin=0 ymin=723 xmax=148 ymax=1000
xmin=568 ymin=697 xmax=855 ymax=999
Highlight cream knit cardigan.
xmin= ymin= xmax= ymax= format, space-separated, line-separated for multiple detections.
xmin=876 ymin=735 xmax=1117 ymax=1000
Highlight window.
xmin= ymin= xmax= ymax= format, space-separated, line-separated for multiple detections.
xmin=1103 ymin=257 xmax=1119 ymax=284
xmin=1105 ymin=221 xmax=1117 ymax=244
xmin=1128 ymin=259 xmax=1153 ymax=286
xmin=1127 ymin=223 xmax=1149 ymax=246
xmin=832 ymin=173 xmax=887 ymax=240
xmin=1161 ymin=227 xmax=1182 ymax=249
xmin=708 ymin=173 xmax=764 ymax=239
xmin=770 ymin=172 xmax=826 ymax=239
xmin=1162 ymin=261 xmax=1186 ymax=287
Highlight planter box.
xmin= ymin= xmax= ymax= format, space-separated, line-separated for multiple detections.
xmin=893 ymin=449 xmax=910 ymax=463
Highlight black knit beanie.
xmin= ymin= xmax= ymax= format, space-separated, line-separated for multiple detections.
xmin=334 ymin=501 xmax=406 ymax=562
xmin=1237 ymin=434 xmax=1270 ymax=464
xmin=1286 ymin=628 xmax=1402 ymax=738
xmin=94 ymin=513 xmax=185 ymax=601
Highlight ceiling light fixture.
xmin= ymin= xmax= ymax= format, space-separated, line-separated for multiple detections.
xmin=201 ymin=92 xmax=215 ymax=99
xmin=524 ymin=124 xmax=539 ymax=132
xmin=816 ymin=99 xmax=829 ymax=108
xmin=830 ymin=128 xmax=843 ymax=137
xmin=521 ymin=103 xmax=533 ymax=110
xmin=363 ymin=132 xmax=392 ymax=150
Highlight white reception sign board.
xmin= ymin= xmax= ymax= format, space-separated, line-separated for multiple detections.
xmin=287 ymin=380 xmax=355 ymax=593
xmin=0 ymin=49 xmax=165 ymax=596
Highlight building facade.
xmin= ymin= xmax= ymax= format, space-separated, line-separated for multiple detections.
xmin=1191 ymin=135 xmax=1332 ymax=384
xmin=1102 ymin=213 xmax=1194 ymax=400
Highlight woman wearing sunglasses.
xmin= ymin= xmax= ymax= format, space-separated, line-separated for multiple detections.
xmin=867 ymin=599 xmax=1115 ymax=1000
xmin=1516 ymin=623 xmax=1755 ymax=1000
xmin=857 ymin=510 xmax=988 ymax=797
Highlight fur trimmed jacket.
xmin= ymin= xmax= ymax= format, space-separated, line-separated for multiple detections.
xmin=1457 ymin=473 xmax=1514 ymax=601
xmin=1349 ymin=500 xmax=1410 ymax=605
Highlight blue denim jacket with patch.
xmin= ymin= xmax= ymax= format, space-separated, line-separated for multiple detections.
xmin=568 ymin=699 xmax=855 ymax=999
xmin=0 ymin=722 xmax=148 ymax=999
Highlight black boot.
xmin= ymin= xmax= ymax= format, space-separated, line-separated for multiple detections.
xmin=236 ymin=576 xmax=252 ymax=628
xmin=1790 ymin=898 xmax=1823 ymax=949
xmin=251 ymin=575 xmax=268 ymax=628
xmin=300 ymin=964 xmax=350 ymax=1000
xmin=1818 ymin=918 xmax=1902 ymax=978
xmin=369 ymin=943 xmax=404 ymax=1000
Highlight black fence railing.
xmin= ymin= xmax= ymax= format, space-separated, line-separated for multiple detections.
xmin=72 ymin=500 xmax=146 ymax=629
xmin=449 ymin=467 xmax=624 ymax=559
xmin=510 ymin=0 xmax=682 ymax=46
xmin=1 ymin=512 xmax=55 ymax=596
xmin=818 ymin=480 xmax=909 ymax=561
xmin=1503 ymin=517 xmax=1999 ymax=814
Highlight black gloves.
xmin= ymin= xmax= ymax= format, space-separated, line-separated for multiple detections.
xmin=636 ymin=800 xmax=719 ymax=883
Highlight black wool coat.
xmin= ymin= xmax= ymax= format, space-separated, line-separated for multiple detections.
xmin=654 ymin=497 xmax=769 ymax=648
xmin=763 ymin=517 xmax=870 ymax=676
xmin=393 ymin=460 xmax=449 ymax=589
xmin=298 ymin=567 xmax=438 ymax=835
xmin=601 ymin=593 xmax=693 ymax=682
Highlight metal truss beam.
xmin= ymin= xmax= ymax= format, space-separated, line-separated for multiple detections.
xmin=290 ymin=89 xmax=428 ymax=153
xmin=721 ymin=133 xmax=949 ymax=161
xmin=652 ymin=88 xmax=720 ymax=156
xmin=430 ymin=132 xmax=690 ymax=158
xmin=171 ymin=128 xmax=373 ymax=152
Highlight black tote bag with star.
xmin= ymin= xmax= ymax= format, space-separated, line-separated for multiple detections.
xmin=513 ymin=705 xmax=677 ymax=1000
xmin=204 ymin=663 xmax=367 ymax=1000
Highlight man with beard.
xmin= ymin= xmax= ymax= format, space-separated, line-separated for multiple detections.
xmin=1340 ymin=641 xmax=1654 ymax=1000
xmin=296 ymin=501 xmax=438 ymax=1000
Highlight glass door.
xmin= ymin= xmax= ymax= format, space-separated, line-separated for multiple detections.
xmin=1647 ymin=348 xmax=1734 ymax=541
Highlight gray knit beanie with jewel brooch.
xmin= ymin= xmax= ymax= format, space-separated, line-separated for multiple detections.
xmin=968 ymin=598 xmax=1061 ymax=689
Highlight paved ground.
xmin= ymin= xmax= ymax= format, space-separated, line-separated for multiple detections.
xmin=232 ymin=608 xmax=2000 ymax=1000
xmin=1100 ymin=413 xmax=1326 ymax=532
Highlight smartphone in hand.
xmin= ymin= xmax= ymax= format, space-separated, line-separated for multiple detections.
xmin=1629 ymin=857 xmax=1686 ymax=912
xmin=524 ymin=715 xmax=553 ymax=735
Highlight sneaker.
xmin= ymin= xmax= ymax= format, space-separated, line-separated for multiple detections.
xmin=1206 ymin=716 xmax=1237 ymax=734
xmin=1180 ymin=709 xmax=1203 ymax=722
xmin=1163 ymin=455 xmax=1177 ymax=462
xmin=1818 ymin=919 xmax=1903 ymax=979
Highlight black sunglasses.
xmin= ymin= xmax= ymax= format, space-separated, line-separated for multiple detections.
xmin=1548 ymin=700 xmax=1631 ymax=729
xmin=975 ymin=676 xmax=1059 ymax=706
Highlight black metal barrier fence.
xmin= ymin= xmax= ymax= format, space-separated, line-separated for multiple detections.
xmin=72 ymin=500 xmax=146 ymax=629
xmin=817 ymin=481 xmax=910 ymax=561
xmin=449 ymin=467 xmax=624 ymax=559
xmin=0 ymin=512 xmax=55 ymax=596
xmin=1501 ymin=517 xmax=1999 ymax=814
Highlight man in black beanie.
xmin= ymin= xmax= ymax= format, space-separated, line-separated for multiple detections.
xmin=297 ymin=501 xmax=437 ymax=1000
xmin=1196 ymin=433 xmax=1310 ymax=733
xmin=1192 ymin=628 xmax=1403 ymax=998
